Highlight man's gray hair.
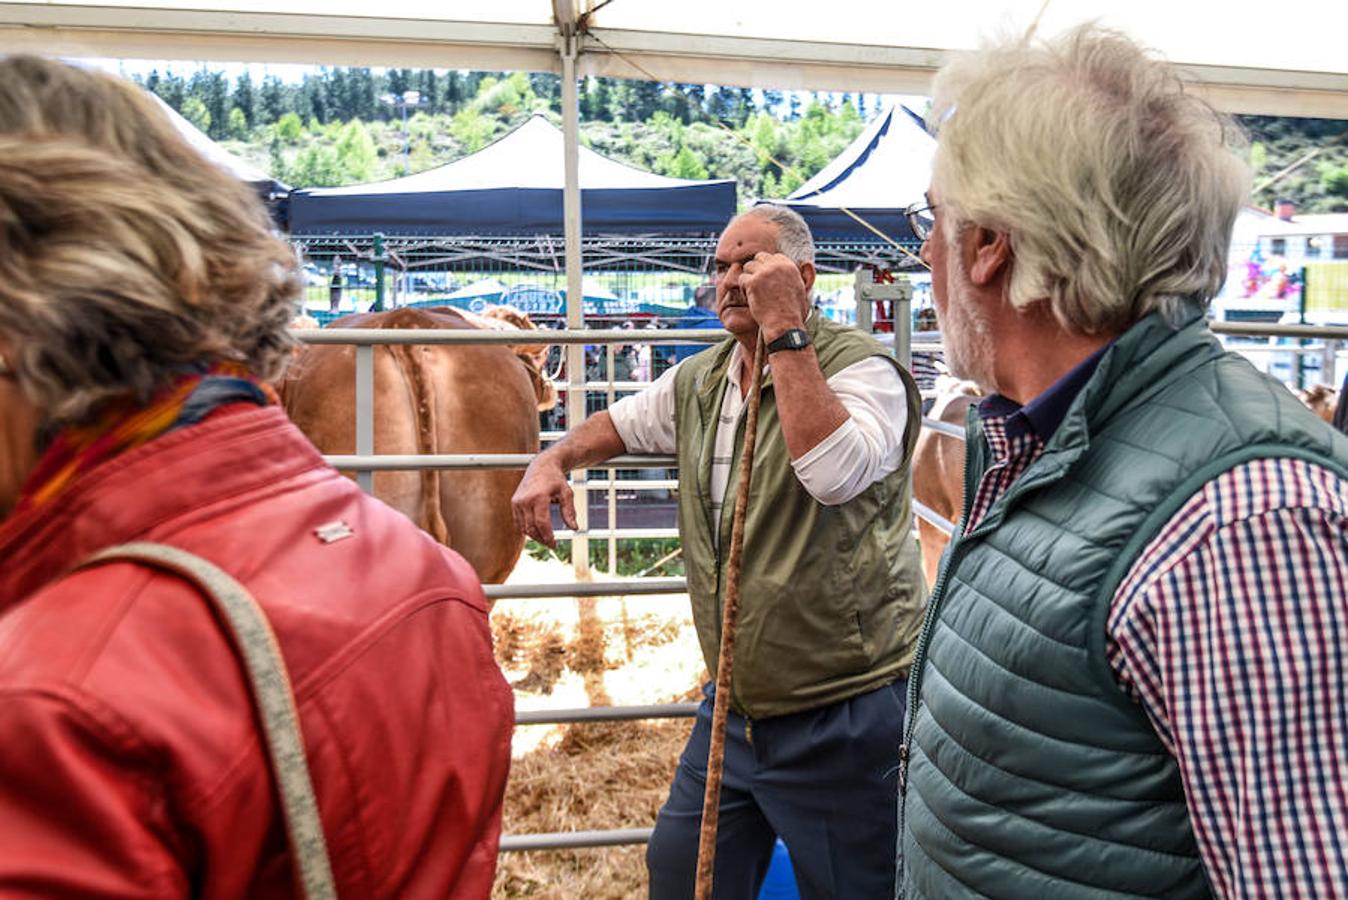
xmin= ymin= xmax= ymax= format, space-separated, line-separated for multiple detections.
xmin=737 ymin=204 xmax=816 ymax=263
xmin=929 ymin=24 xmax=1251 ymax=335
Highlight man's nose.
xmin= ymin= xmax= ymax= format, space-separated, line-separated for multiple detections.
xmin=919 ymin=238 xmax=932 ymax=267
xmin=718 ymin=265 xmax=740 ymax=294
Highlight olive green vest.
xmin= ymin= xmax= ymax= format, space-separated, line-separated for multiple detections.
xmin=673 ymin=315 xmax=926 ymax=719
xmin=899 ymin=311 xmax=1348 ymax=898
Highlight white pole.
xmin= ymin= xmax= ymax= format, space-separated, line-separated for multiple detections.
xmin=558 ymin=12 xmax=590 ymax=580
xmin=355 ymin=345 xmax=373 ymax=493
xmin=854 ymin=267 xmax=873 ymax=333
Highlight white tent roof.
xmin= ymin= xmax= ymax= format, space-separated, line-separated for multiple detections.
xmin=443 ymin=278 xmax=508 ymax=301
xmin=307 ymin=114 xmax=725 ymax=196
xmin=2 ymin=1 xmax=1346 ymax=116
xmin=786 ymin=106 xmax=933 ymax=211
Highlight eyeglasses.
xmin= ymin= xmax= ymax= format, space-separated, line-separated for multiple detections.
xmin=904 ymin=202 xmax=937 ymax=242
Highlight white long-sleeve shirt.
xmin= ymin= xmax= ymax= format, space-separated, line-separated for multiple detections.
xmin=607 ymin=341 xmax=910 ymax=513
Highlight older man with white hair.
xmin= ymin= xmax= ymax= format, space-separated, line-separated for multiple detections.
xmin=898 ymin=24 xmax=1348 ymax=899
xmin=515 ymin=204 xmax=927 ymax=898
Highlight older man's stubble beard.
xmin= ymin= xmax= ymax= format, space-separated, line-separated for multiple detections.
xmin=942 ymin=253 xmax=999 ymax=393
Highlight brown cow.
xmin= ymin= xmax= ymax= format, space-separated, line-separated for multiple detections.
xmin=281 ymin=306 xmax=555 ymax=584
xmin=912 ymin=377 xmax=982 ymax=587
xmin=1298 ymin=383 xmax=1340 ymax=424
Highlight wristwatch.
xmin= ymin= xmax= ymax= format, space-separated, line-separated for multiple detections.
xmin=765 ymin=328 xmax=811 ymax=354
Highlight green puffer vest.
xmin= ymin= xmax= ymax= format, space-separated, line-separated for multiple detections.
xmin=673 ymin=315 xmax=926 ymax=719
xmin=899 ymin=311 xmax=1348 ymax=898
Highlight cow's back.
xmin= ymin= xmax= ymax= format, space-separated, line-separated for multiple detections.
xmin=912 ymin=382 xmax=980 ymax=586
xmin=282 ymin=307 xmax=539 ymax=583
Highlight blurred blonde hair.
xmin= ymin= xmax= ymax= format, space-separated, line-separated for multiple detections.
xmin=0 ymin=55 xmax=300 ymax=426
xmin=929 ymin=24 xmax=1251 ymax=335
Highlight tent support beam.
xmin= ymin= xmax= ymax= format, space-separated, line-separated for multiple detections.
xmin=1 ymin=5 xmax=1346 ymax=116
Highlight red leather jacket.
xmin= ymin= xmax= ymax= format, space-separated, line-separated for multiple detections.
xmin=0 ymin=406 xmax=513 ymax=898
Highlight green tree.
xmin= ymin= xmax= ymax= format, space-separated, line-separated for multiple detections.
xmin=181 ymin=96 xmax=211 ymax=133
xmin=227 ymin=106 xmax=249 ymax=139
xmin=731 ymin=88 xmax=755 ymax=128
xmin=681 ymin=84 xmax=707 ymax=123
xmin=749 ymin=112 xmax=782 ymax=177
xmin=416 ymin=69 xmax=442 ymax=114
xmin=761 ymin=89 xmax=784 ymax=117
xmin=663 ymin=145 xmax=708 ymax=180
xmin=708 ymin=86 xmax=737 ymax=125
xmin=450 ymin=107 xmax=493 ymax=152
xmin=335 ymin=120 xmax=377 ymax=181
xmin=259 ymin=75 xmax=286 ymax=125
xmin=190 ymin=71 xmax=230 ymax=139
xmin=530 ymin=72 xmax=562 ymax=113
xmin=1322 ymin=163 xmax=1348 ymax=200
xmin=274 ymin=111 xmax=304 ymax=143
xmin=155 ymin=70 xmax=186 ymax=111
xmin=588 ymin=77 xmax=613 ymax=122
xmin=473 ymin=72 xmax=532 ymax=117
xmin=408 ymin=111 xmax=436 ymax=142
xmin=619 ymin=80 xmax=662 ymax=122
xmin=327 ymin=68 xmax=351 ymax=120
xmin=232 ymin=71 xmax=257 ymax=128
xmin=837 ymin=98 xmax=862 ymax=131
xmin=268 ymin=133 xmax=286 ymax=182
xmin=445 ymin=71 xmax=465 ymax=114
xmin=299 ymin=75 xmax=329 ymax=124
xmin=387 ymin=68 xmax=412 ymax=99
xmin=291 ymin=143 xmax=344 ymax=187
xmin=349 ymin=68 xmax=378 ymax=120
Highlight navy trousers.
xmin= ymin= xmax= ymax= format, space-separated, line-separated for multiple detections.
xmin=646 ymin=679 xmax=907 ymax=900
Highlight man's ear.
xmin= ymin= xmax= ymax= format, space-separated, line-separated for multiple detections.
xmin=967 ymin=228 xmax=1012 ymax=287
xmin=798 ymin=261 xmax=817 ymax=294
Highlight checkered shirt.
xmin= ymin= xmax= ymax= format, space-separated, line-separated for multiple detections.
xmin=963 ymin=412 xmax=1348 ymax=898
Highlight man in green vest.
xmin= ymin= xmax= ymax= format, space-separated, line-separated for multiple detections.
xmin=899 ymin=24 xmax=1348 ymax=899
xmin=513 ymin=205 xmax=927 ymax=898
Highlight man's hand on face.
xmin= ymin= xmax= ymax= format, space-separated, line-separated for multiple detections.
xmin=739 ymin=252 xmax=808 ymax=341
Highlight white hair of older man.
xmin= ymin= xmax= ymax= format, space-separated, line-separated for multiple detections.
xmin=928 ymin=24 xmax=1251 ymax=336
xmin=736 ymin=204 xmax=816 ymax=264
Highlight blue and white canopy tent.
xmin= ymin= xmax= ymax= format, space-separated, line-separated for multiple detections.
xmin=288 ymin=114 xmax=736 ymax=237
xmin=774 ymin=104 xmax=934 ymax=245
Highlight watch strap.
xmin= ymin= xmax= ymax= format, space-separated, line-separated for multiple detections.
xmin=765 ymin=328 xmax=811 ymax=353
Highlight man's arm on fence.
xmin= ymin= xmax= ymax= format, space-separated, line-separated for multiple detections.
xmin=512 ymin=411 xmax=628 ymax=548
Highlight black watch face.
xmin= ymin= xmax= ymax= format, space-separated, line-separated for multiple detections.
xmin=771 ymin=329 xmax=809 ymax=351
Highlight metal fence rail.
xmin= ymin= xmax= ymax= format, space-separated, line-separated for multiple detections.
xmin=324 ymin=453 xmax=676 ymax=470
xmin=516 ymin=703 xmax=700 ymax=725
xmin=500 ymin=828 xmax=654 ymax=852
xmin=483 ymin=578 xmax=687 ymax=600
xmin=295 ymin=316 xmax=1347 ymax=855
xmin=295 ymin=327 xmax=726 ymax=345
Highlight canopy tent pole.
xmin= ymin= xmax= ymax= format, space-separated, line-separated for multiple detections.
xmin=556 ymin=0 xmax=590 ymax=580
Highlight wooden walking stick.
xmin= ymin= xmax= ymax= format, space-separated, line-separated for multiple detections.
xmin=694 ymin=334 xmax=767 ymax=900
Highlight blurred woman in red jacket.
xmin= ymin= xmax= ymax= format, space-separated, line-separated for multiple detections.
xmin=0 ymin=56 xmax=512 ymax=898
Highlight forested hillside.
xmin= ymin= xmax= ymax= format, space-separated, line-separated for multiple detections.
xmin=135 ymin=66 xmax=1348 ymax=211
xmin=1239 ymin=115 xmax=1348 ymax=213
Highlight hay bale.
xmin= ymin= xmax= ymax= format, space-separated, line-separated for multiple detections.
xmin=494 ymin=715 xmax=694 ymax=899
xmin=491 ymin=548 xmax=708 ymax=896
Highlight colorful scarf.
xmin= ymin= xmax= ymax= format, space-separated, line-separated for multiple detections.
xmin=13 ymin=362 xmax=275 ymax=516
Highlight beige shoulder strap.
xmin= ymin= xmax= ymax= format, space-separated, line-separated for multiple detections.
xmin=81 ymin=542 xmax=337 ymax=900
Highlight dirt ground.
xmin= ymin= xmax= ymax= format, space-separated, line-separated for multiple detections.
xmin=490 ymin=554 xmax=706 ymax=899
